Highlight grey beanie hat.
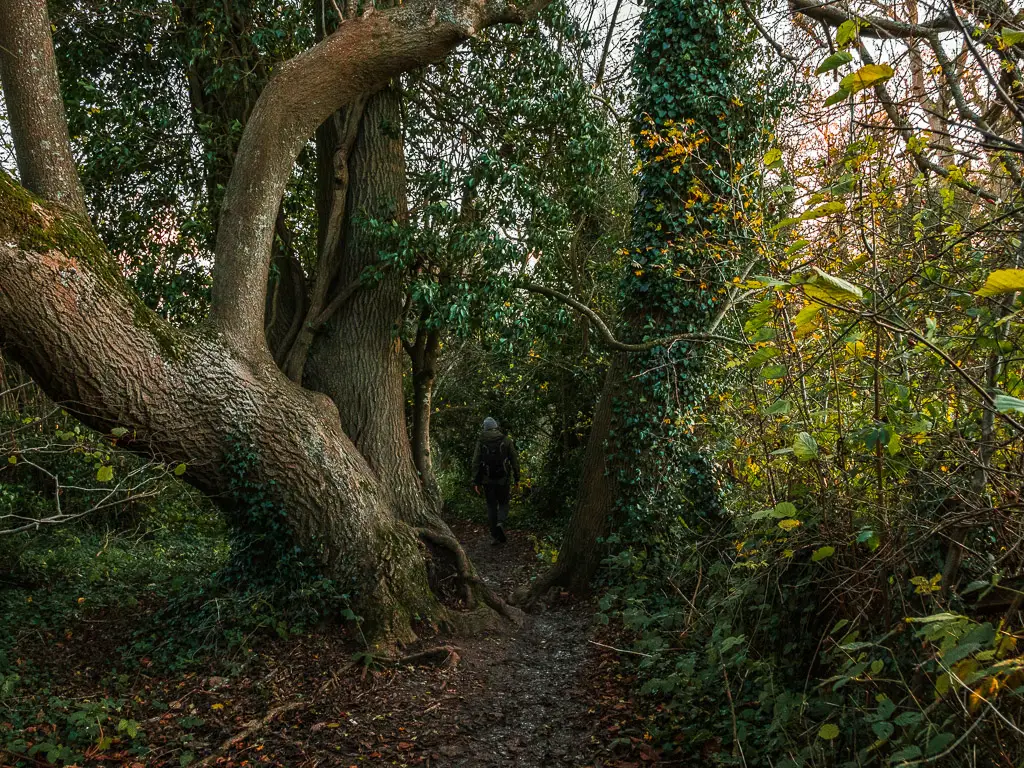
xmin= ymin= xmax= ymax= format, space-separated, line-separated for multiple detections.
xmin=482 ymin=416 xmax=499 ymax=430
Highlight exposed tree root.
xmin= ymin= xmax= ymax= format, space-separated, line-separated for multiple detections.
xmin=389 ymin=644 xmax=461 ymax=668
xmin=414 ymin=526 xmax=523 ymax=626
xmin=511 ymin=561 xmax=572 ymax=608
xmin=195 ymin=700 xmax=307 ymax=767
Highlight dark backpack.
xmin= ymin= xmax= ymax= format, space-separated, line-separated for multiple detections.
xmin=479 ymin=436 xmax=509 ymax=482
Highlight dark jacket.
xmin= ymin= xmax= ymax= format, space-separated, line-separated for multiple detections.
xmin=472 ymin=427 xmax=520 ymax=486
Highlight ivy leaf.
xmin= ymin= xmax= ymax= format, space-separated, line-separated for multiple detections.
xmin=975 ymin=268 xmax=1024 ymax=297
xmin=840 ymin=64 xmax=895 ymax=94
xmin=994 ymin=394 xmax=1024 ymax=414
xmin=96 ymin=465 xmax=114 ymax=483
xmin=793 ymin=432 xmax=819 ymax=460
xmin=815 ymin=50 xmax=853 ymax=74
xmin=812 ymin=545 xmax=835 ymax=562
xmin=818 ymin=723 xmax=840 ymax=740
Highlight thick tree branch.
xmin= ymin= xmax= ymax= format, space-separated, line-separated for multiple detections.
xmin=789 ymin=0 xmax=956 ymax=38
xmin=0 ymin=0 xmax=87 ymax=216
xmin=520 ymin=282 xmax=749 ymax=351
xmin=211 ymin=0 xmax=554 ymax=357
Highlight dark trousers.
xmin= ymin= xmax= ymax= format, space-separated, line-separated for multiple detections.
xmin=484 ymin=483 xmax=510 ymax=540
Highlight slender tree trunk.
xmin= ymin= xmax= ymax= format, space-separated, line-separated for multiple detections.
xmin=0 ymin=0 xmax=86 ymax=214
xmin=409 ymin=318 xmax=442 ymax=507
xmin=514 ymin=355 xmax=622 ymax=603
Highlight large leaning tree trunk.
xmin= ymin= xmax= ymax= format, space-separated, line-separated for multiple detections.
xmin=0 ymin=0 xmax=546 ymax=645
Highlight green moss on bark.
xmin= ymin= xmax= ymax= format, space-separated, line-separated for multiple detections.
xmin=0 ymin=171 xmax=185 ymax=361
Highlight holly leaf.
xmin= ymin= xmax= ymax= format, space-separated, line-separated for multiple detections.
xmin=975 ymin=268 xmax=1024 ymax=297
xmin=823 ymin=86 xmax=851 ymax=107
xmin=836 ymin=19 xmax=861 ymax=47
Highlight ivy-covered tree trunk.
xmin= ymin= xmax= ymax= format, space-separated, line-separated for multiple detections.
xmin=519 ymin=0 xmax=762 ymax=602
xmin=0 ymin=0 xmax=542 ymax=644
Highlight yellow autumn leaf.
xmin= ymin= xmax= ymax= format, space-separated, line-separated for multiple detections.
xmin=778 ymin=519 xmax=801 ymax=531
xmin=975 ymin=268 xmax=1024 ymax=297
xmin=839 ymin=64 xmax=895 ymax=94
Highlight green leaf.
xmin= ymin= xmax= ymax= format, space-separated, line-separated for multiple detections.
xmin=890 ymin=746 xmax=923 ymax=761
xmin=836 ymin=19 xmax=861 ymax=47
xmin=815 ymin=50 xmax=854 ymax=74
xmin=872 ymin=720 xmax=894 ymax=741
xmin=994 ymin=394 xmax=1024 ymax=414
xmin=773 ymin=501 xmax=797 ymax=518
xmin=174 ymin=462 xmax=187 ymax=476
xmin=7 ymin=456 xmax=16 ymax=465
xmin=794 ymin=303 xmax=822 ymax=328
xmin=804 ymin=268 xmax=863 ymax=303
xmin=745 ymin=346 xmax=781 ymax=368
xmin=811 ymin=545 xmax=835 ymax=562
xmin=839 ymin=64 xmax=895 ymax=94
xmin=976 ymin=268 xmax=1024 ymax=297
xmin=765 ymin=399 xmax=791 ymax=415
xmin=760 ymin=364 xmax=788 ymax=380
xmin=763 ymin=147 xmax=783 ymax=168
xmin=799 ymin=202 xmax=846 ymax=221
xmin=818 ymin=723 xmax=840 ymax=740
xmin=96 ymin=465 xmax=114 ymax=483
xmin=823 ymin=86 xmax=851 ymax=107
xmin=110 ymin=427 xmax=129 ymax=438
xmin=1002 ymin=27 xmax=1024 ymax=46
xmin=786 ymin=239 xmax=810 ymax=255
xmin=793 ymin=432 xmax=819 ymax=460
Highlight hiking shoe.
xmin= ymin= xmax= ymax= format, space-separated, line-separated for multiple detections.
xmin=496 ymin=523 xmax=507 ymax=544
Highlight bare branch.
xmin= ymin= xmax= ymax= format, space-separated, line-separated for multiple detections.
xmin=520 ymin=281 xmax=750 ymax=351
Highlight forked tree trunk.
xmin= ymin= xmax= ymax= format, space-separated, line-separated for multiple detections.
xmin=306 ymin=87 xmax=439 ymax=524
xmin=0 ymin=0 xmax=545 ymax=645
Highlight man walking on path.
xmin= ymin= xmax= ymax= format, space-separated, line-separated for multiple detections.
xmin=472 ymin=417 xmax=520 ymax=544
